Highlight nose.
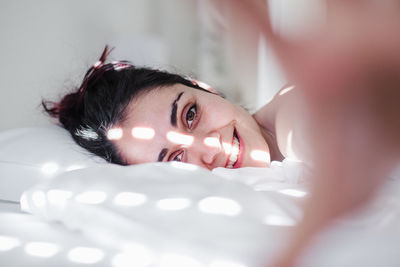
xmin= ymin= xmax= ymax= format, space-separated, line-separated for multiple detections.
xmin=192 ymin=131 xmax=222 ymax=166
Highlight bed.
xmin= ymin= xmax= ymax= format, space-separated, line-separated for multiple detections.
xmin=1 ymin=126 xmax=399 ymax=267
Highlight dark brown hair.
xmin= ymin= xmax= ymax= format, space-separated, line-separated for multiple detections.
xmin=43 ymin=46 xmax=207 ymax=164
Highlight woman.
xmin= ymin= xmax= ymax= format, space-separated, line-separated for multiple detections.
xmin=44 ymin=46 xmax=307 ymax=170
xmin=45 ymin=1 xmax=400 ymax=265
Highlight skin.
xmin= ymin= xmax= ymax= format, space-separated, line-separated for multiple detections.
xmin=253 ymin=85 xmax=310 ymax=163
xmin=113 ymin=84 xmax=276 ymax=170
xmin=229 ymin=0 xmax=400 ymax=266
xmin=109 ymin=2 xmax=400 ymax=265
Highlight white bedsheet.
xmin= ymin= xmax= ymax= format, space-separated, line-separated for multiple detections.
xmin=0 ymin=208 xmax=120 ymax=267
xmin=17 ymin=160 xmax=306 ymax=267
xmin=1 ymin=160 xmax=400 ymax=266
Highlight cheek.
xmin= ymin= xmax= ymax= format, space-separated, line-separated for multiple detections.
xmin=208 ymin=100 xmax=241 ymax=119
xmin=115 ymin=134 xmax=160 ymax=165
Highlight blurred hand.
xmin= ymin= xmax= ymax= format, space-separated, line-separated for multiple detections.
xmin=231 ymin=0 xmax=400 ymax=266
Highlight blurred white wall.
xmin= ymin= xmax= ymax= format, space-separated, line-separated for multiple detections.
xmin=256 ymin=0 xmax=326 ymax=110
xmin=196 ymin=0 xmax=326 ymax=112
xmin=0 ymin=0 xmax=325 ymax=131
xmin=0 ymin=0 xmax=200 ymax=131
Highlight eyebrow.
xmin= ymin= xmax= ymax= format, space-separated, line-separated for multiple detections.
xmin=170 ymin=92 xmax=184 ymax=127
xmin=157 ymin=148 xmax=168 ymax=162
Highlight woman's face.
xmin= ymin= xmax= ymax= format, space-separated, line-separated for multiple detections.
xmin=113 ymin=84 xmax=271 ymax=169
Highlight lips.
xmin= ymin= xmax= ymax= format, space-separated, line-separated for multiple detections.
xmin=225 ymin=128 xmax=244 ymax=169
xmin=226 ymin=130 xmax=239 ymax=168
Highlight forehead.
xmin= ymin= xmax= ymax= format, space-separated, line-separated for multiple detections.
xmin=114 ymin=84 xmax=192 ymax=164
xmin=125 ymin=84 xmax=186 ymax=125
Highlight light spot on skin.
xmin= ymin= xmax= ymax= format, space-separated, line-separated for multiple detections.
xmin=286 ymin=131 xmax=294 ymax=158
xmin=41 ymin=162 xmax=59 ymax=175
xmin=279 ymin=85 xmax=295 ymax=96
xmin=222 ymin=142 xmax=232 ymax=155
xmin=113 ymin=192 xmax=147 ymax=207
xmin=24 ymin=242 xmax=60 ymax=258
xmin=107 ymin=128 xmax=123 ymax=140
xmin=278 ymin=189 xmax=307 ymax=198
xmin=195 ymin=80 xmax=213 ymax=91
xmin=198 ymin=197 xmax=242 ymax=216
xmin=131 ymin=127 xmax=155 ymax=140
xmin=32 ymin=191 xmax=46 ymax=208
xmin=285 ymin=131 xmax=301 ymax=161
xmin=263 ymin=214 xmax=296 ymax=226
xmin=68 ymin=247 xmax=104 ymax=264
xmin=170 ymin=161 xmax=198 ymax=171
xmin=209 ymin=260 xmax=247 ymax=267
xmin=166 ymin=131 xmax=194 ymax=146
xmin=0 ymin=236 xmax=20 ymax=251
xmin=250 ymin=150 xmax=270 ymax=163
xmin=156 ymin=198 xmax=191 ymax=211
xmin=47 ymin=190 xmax=73 ymax=206
xmin=159 ymin=253 xmax=203 ymax=267
xmin=203 ymin=137 xmax=221 ymax=149
xmin=75 ymin=191 xmax=107 ymax=205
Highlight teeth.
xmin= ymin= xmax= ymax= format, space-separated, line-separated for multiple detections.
xmin=226 ymin=135 xmax=240 ymax=168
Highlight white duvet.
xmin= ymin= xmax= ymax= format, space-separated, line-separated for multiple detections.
xmin=11 ymin=159 xmax=400 ymax=266
xmin=17 ymin=160 xmax=305 ymax=267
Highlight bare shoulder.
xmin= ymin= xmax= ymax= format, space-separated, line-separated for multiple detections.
xmin=253 ymin=85 xmax=296 ymax=131
xmin=254 ymin=85 xmax=311 ymax=161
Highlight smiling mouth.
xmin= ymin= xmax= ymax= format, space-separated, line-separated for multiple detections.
xmin=226 ymin=129 xmax=240 ymax=169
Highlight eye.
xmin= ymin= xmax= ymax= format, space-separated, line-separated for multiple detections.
xmin=186 ymin=104 xmax=197 ymax=129
xmin=168 ymin=150 xmax=184 ymax=162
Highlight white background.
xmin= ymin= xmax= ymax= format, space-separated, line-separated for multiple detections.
xmin=0 ymin=0 xmax=325 ymax=131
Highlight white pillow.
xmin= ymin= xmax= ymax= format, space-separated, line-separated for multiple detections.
xmin=0 ymin=126 xmax=106 ymax=202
